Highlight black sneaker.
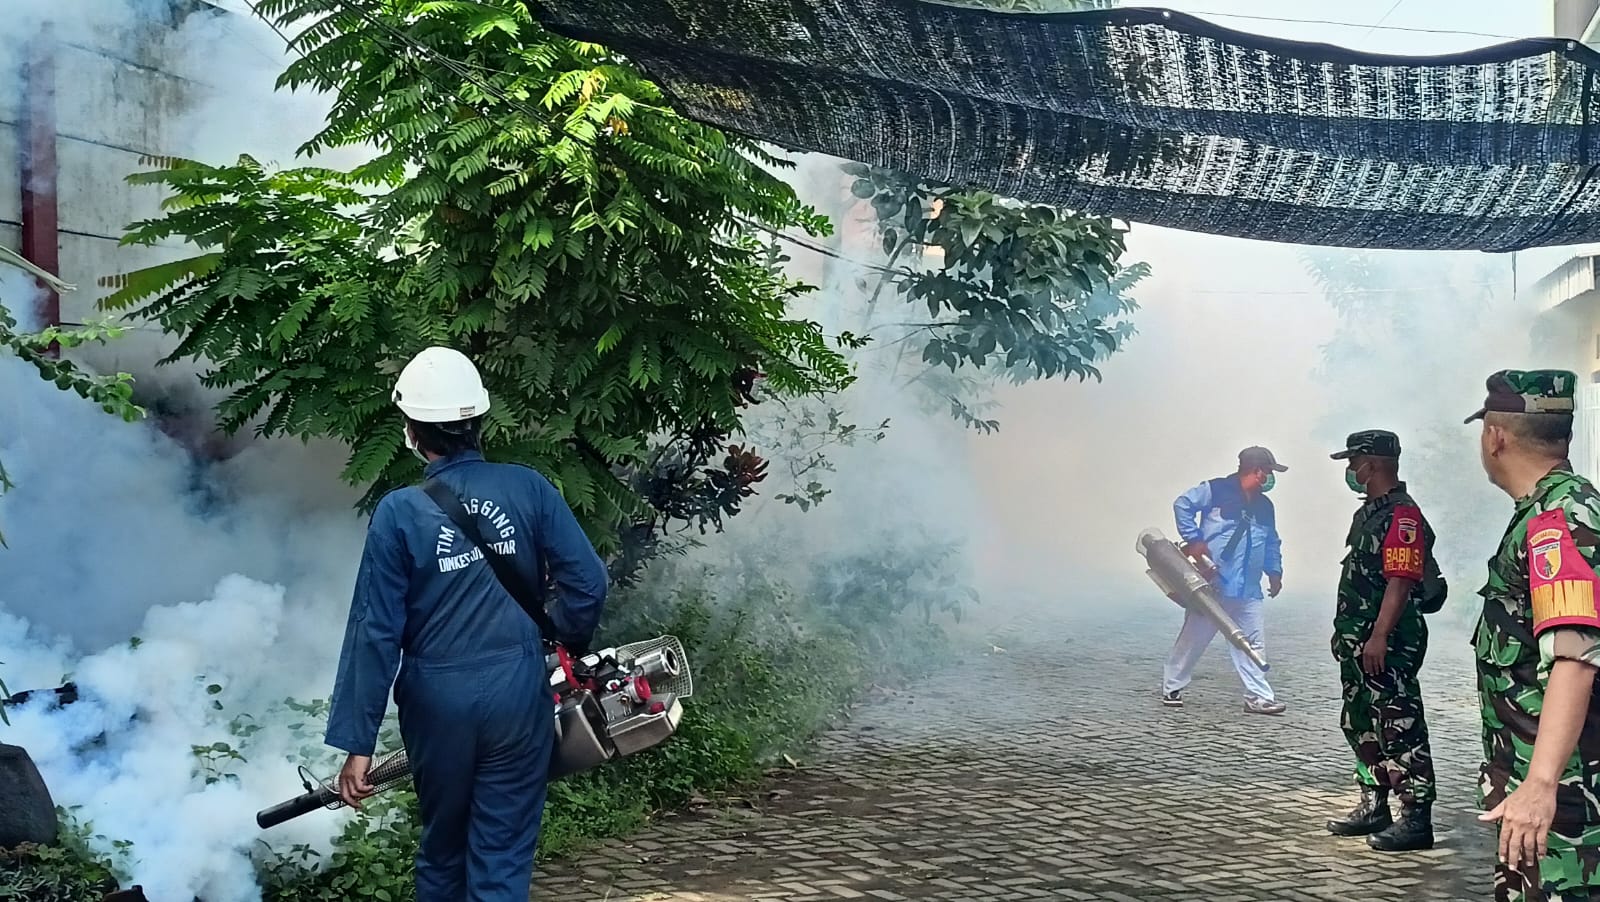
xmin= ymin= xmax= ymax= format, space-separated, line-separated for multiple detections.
xmin=1162 ymin=690 xmax=1183 ymax=708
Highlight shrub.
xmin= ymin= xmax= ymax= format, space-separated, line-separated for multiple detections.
xmin=2 ymin=567 xmax=966 ymax=902
xmin=259 ymin=572 xmax=955 ymax=898
xmin=0 ymin=815 xmax=121 ymax=902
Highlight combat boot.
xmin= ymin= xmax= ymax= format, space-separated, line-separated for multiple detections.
xmin=1366 ymin=801 xmax=1433 ymax=852
xmin=1326 ymin=785 xmax=1391 ymax=836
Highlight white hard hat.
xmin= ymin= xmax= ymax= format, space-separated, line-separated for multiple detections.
xmin=392 ymin=346 xmax=492 ymax=423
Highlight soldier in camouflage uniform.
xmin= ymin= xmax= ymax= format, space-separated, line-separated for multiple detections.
xmin=1325 ymin=429 xmax=1443 ymax=852
xmin=1469 ymin=369 xmax=1600 ymax=902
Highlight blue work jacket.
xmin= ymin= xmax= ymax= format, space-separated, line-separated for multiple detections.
xmin=1172 ymin=474 xmax=1283 ymax=602
xmin=324 ymin=451 xmax=608 ymax=756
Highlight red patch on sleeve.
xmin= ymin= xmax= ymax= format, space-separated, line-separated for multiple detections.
xmin=1381 ymin=504 xmax=1426 ymax=581
xmin=1528 ymin=509 xmax=1600 ymax=634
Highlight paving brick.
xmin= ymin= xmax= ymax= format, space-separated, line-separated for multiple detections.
xmin=538 ymin=601 xmax=1494 ymax=900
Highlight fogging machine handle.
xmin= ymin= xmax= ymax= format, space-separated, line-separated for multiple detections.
xmin=257 ymin=750 xmax=414 ymax=829
xmin=256 ymin=785 xmax=337 ymax=830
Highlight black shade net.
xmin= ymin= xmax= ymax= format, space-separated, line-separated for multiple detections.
xmin=526 ymin=0 xmax=1600 ymax=252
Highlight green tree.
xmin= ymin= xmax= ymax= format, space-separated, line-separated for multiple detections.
xmin=99 ymin=0 xmax=853 ymax=569
xmin=814 ymin=0 xmax=1145 ymax=434
xmin=742 ymin=0 xmax=1145 ymax=508
xmin=840 ymin=163 xmax=1145 ymax=433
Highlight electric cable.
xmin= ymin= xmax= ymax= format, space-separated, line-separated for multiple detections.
xmin=1363 ymin=0 xmax=1408 ymax=39
xmin=1173 ymin=8 xmax=1518 ymax=42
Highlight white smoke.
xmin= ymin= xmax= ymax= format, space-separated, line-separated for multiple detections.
xmin=641 ymin=151 xmax=1000 ymax=620
xmin=0 ymin=316 xmax=369 ymax=901
xmin=0 ymin=3 xmax=377 ymax=898
xmin=2 ymin=0 xmax=355 ymax=171
xmin=674 ymin=148 xmax=1543 ymax=638
xmin=725 ymin=146 xmax=1547 ymax=638
xmin=0 ymin=3 xmax=1575 ymax=901
xmin=961 ymin=225 xmax=1539 ymax=633
xmin=0 ymin=276 xmax=365 ymax=650
xmin=1 ymin=577 xmax=329 ymax=902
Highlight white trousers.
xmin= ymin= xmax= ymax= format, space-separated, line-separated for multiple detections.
xmin=1161 ymin=597 xmax=1274 ymax=701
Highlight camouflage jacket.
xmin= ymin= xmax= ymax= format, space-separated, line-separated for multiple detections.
xmin=1476 ymin=464 xmax=1600 ymax=829
xmin=1333 ymin=482 xmax=1431 ymax=662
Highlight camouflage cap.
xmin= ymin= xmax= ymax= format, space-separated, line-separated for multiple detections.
xmin=1463 ymin=369 xmax=1578 ymax=424
xmin=1330 ymin=429 xmax=1401 ymax=460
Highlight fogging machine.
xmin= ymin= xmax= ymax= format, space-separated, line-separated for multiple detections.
xmin=256 ymin=634 xmax=693 ymax=829
xmin=1135 ymin=528 xmax=1269 ymax=672
xmin=258 ymin=477 xmax=698 ymax=830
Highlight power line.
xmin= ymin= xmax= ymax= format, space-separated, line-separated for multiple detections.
xmin=1363 ymin=0 xmax=1407 ymax=39
xmin=241 ymin=0 xmax=303 ymax=60
xmin=1185 ymin=284 xmax=1506 ymax=296
xmin=1177 ymin=9 xmax=1520 ymax=42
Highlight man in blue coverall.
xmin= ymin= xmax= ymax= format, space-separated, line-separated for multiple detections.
xmin=324 ymin=346 xmax=609 ymax=901
xmin=1160 ymin=446 xmax=1288 ymax=714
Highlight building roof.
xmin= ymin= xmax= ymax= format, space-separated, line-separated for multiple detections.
xmin=1534 ymin=253 xmax=1600 ymax=314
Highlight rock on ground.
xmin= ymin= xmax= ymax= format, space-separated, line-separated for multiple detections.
xmin=0 ymin=743 xmax=58 ymax=849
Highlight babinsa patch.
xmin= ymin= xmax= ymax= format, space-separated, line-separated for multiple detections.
xmin=1397 ymin=517 xmax=1418 ymax=545
xmin=1532 ymin=526 xmax=1563 ymax=581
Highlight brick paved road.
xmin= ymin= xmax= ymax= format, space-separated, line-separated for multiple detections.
xmin=541 ymin=592 xmax=1497 ymax=901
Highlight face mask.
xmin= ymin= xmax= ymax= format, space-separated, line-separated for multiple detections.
xmin=403 ymin=426 xmax=427 ymax=464
xmin=1345 ymin=468 xmax=1366 ymax=494
xmin=1260 ymin=473 xmax=1275 ymax=493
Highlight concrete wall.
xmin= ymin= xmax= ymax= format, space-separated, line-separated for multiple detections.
xmin=0 ymin=0 xmax=233 ymax=378
xmin=1555 ymin=0 xmax=1600 ymax=40
xmin=1531 ymin=256 xmax=1600 ymax=383
xmin=1529 ymin=254 xmax=1600 ymax=479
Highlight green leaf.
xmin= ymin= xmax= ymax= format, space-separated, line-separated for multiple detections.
xmin=958 ymin=219 xmax=981 ymax=249
xmin=871 ymin=192 xmax=903 ymax=220
xmin=81 ymin=0 xmax=857 ymax=573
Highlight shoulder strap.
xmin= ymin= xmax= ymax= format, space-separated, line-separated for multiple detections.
xmin=1358 ymin=494 xmax=1398 ymax=535
xmin=1219 ymin=508 xmax=1251 ymax=561
xmin=421 ymin=477 xmax=560 ymax=642
xmin=1204 ymin=477 xmax=1252 ymax=562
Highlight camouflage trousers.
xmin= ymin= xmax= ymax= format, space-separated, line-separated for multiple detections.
xmin=1494 ymin=830 xmax=1600 ymax=901
xmin=1337 ymin=656 xmax=1436 ymax=805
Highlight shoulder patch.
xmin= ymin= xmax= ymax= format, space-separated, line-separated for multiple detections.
xmin=1528 ymin=509 xmax=1600 ymax=634
xmin=1382 ymin=504 xmax=1425 ymax=580
xmin=1396 ymin=505 xmax=1420 ymax=545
